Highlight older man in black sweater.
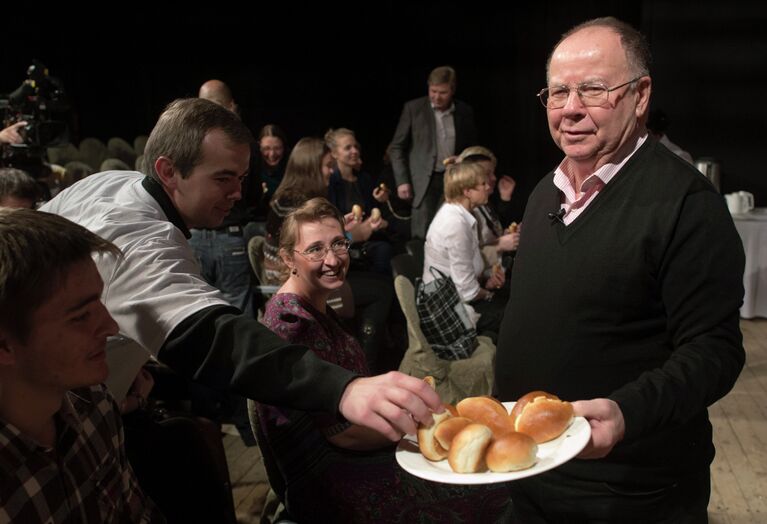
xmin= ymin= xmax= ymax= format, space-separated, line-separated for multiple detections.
xmin=496 ymin=17 xmax=744 ymax=523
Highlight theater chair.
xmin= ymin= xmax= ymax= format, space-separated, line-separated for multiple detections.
xmin=393 ymin=275 xmax=495 ymax=404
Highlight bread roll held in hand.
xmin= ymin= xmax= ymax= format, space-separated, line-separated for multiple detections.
xmin=486 ymin=433 xmax=538 ymax=472
xmin=370 ymin=207 xmax=381 ymax=221
xmin=416 ymin=376 xmax=451 ymax=461
xmin=447 ymin=424 xmax=493 ymax=473
xmin=512 ymin=391 xmax=574 ymax=443
xmin=417 ymin=410 xmax=452 ymax=461
xmin=351 ymin=204 xmax=363 ymax=221
xmin=456 ymin=396 xmax=515 ymax=438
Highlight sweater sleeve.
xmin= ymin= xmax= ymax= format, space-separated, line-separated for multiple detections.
xmin=609 ymin=188 xmax=745 ymax=442
xmin=159 ymin=304 xmax=358 ymax=414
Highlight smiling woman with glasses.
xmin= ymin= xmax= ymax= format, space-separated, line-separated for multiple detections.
xmin=254 ymin=196 xmax=513 ymax=522
xmin=537 ymin=76 xmax=643 ymax=108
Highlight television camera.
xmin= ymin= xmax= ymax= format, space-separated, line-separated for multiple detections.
xmin=1 ymin=60 xmax=70 ymax=178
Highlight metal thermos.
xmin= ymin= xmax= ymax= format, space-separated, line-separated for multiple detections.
xmin=695 ymin=158 xmax=721 ymax=193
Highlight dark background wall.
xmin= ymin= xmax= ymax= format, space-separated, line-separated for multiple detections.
xmin=4 ymin=1 xmax=765 ymax=211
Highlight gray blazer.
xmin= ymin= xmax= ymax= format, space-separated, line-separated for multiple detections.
xmin=389 ymin=96 xmax=478 ymax=207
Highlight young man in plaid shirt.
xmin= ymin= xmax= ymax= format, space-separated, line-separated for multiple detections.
xmin=0 ymin=209 xmax=163 ymax=523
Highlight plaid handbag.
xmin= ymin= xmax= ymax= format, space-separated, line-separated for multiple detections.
xmin=415 ymin=267 xmax=478 ymax=360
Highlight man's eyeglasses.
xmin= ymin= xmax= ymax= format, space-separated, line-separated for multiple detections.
xmin=537 ymin=76 xmax=642 ymax=109
xmin=294 ymin=238 xmax=351 ymax=262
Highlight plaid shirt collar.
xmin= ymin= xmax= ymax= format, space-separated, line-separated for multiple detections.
xmin=0 ymin=389 xmax=92 ymax=472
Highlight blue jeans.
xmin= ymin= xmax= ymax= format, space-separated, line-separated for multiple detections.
xmin=189 ymin=227 xmax=254 ymax=317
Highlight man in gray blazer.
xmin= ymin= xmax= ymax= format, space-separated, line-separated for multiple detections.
xmin=390 ymin=66 xmax=478 ymax=239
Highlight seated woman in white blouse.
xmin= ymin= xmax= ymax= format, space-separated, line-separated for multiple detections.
xmin=422 ymin=161 xmax=507 ymax=342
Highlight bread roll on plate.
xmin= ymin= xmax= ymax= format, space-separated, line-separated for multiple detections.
xmin=434 ymin=416 xmax=473 ymax=450
xmin=486 ymin=432 xmax=538 ymax=472
xmin=509 ymin=390 xmax=558 ymax=422
xmin=447 ymin=424 xmax=493 ymax=473
xmin=512 ymin=391 xmax=574 ymax=443
xmin=456 ymin=396 xmax=515 ymax=438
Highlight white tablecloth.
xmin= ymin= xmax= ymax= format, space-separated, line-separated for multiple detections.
xmin=733 ymin=209 xmax=767 ymax=319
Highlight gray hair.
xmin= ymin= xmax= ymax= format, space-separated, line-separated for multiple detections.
xmin=547 ymin=17 xmax=651 ymax=81
xmin=428 ymin=66 xmax=457 ymax=90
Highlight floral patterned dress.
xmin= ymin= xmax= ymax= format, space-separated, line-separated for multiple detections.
xmin=258 ymin=293 xmax=514 ymax=523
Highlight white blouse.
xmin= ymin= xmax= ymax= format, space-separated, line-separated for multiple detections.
xmin=422 ymin=202 xmax=484 ymax=325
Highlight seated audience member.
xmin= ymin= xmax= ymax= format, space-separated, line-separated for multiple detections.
xmin=325 ymin=127 xmax=393 ymax=274
xmin=647 ymin=109 xmax=694 ymax=164
xmin=249 ymin=124 xmax=289 ymax=222
xmin=264 ymin=137 xmax=337 ymax=284
xmin=455 ymin=147 xmax=520 ymax=271
xmin=0 ymin=208 xmax=163 ymax=523
xmin=266 ymin=138 xmax=396 ymax=373
xmin=256 ymin=198 xmax=512 ymax=523
xmin=423 ymin=161 xmax=507 ymax=342
xmin=0 ymin=167 xmax=40 ymax=209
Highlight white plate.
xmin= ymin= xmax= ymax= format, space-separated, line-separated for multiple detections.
xmin=396 ymin=401 xmax=591 ymax=484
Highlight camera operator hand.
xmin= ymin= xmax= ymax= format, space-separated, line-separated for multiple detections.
xmin=0 ymin=121 xmax=28 ymax=145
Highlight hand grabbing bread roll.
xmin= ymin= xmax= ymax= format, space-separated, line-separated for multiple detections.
xmin=448 ymin=424 xmax=493 ymax=473
xmin=486 ymin=432 xmax=538 ymax=472
xmin=370 ymin=207 xmax=381 ymax=221
xmin=457 ymin=396 xmax=515 ymax=438
xmin=434 ymin=417 xmax=473 ymax=451
xmin=351 ymin=204 xmax=363 ymax=221
xmin=444 ymin=404 xmax=458 ymax=417
xmin=507 ymin=222 xmax=518 ymax=234
xmin=512 ymin=391 xmax=574 ymax=443
xmin=416 ymin=376 xmax=451 ymax=461
xmin=417 ymin=410 xmax=452 ymax=461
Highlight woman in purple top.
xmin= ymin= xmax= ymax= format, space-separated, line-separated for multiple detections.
xmin=257 ymin=198 xmax=512 ymax=523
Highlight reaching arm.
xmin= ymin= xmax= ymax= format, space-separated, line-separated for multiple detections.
xmin=162 ymin=306 xmax=442 ymax=440
xmin=160 ymin=305 xmax=357 ymax=413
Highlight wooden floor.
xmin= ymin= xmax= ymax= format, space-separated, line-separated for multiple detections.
xmin=709 ymin=319 xmax=767 ymax=524
xmin=225 ymin=319 xmax=767 ymax=523
xmin=222 ymin=425 xmax=269 ymax=524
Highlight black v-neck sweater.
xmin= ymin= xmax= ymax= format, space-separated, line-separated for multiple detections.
xmin=496 ymin=138 xmax=745 ymax=484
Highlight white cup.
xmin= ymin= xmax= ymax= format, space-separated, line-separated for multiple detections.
xmin=738 ymin=191 xmax=754 ymax=213
xmin=726 ymin=192 xmax=755 ymax=214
